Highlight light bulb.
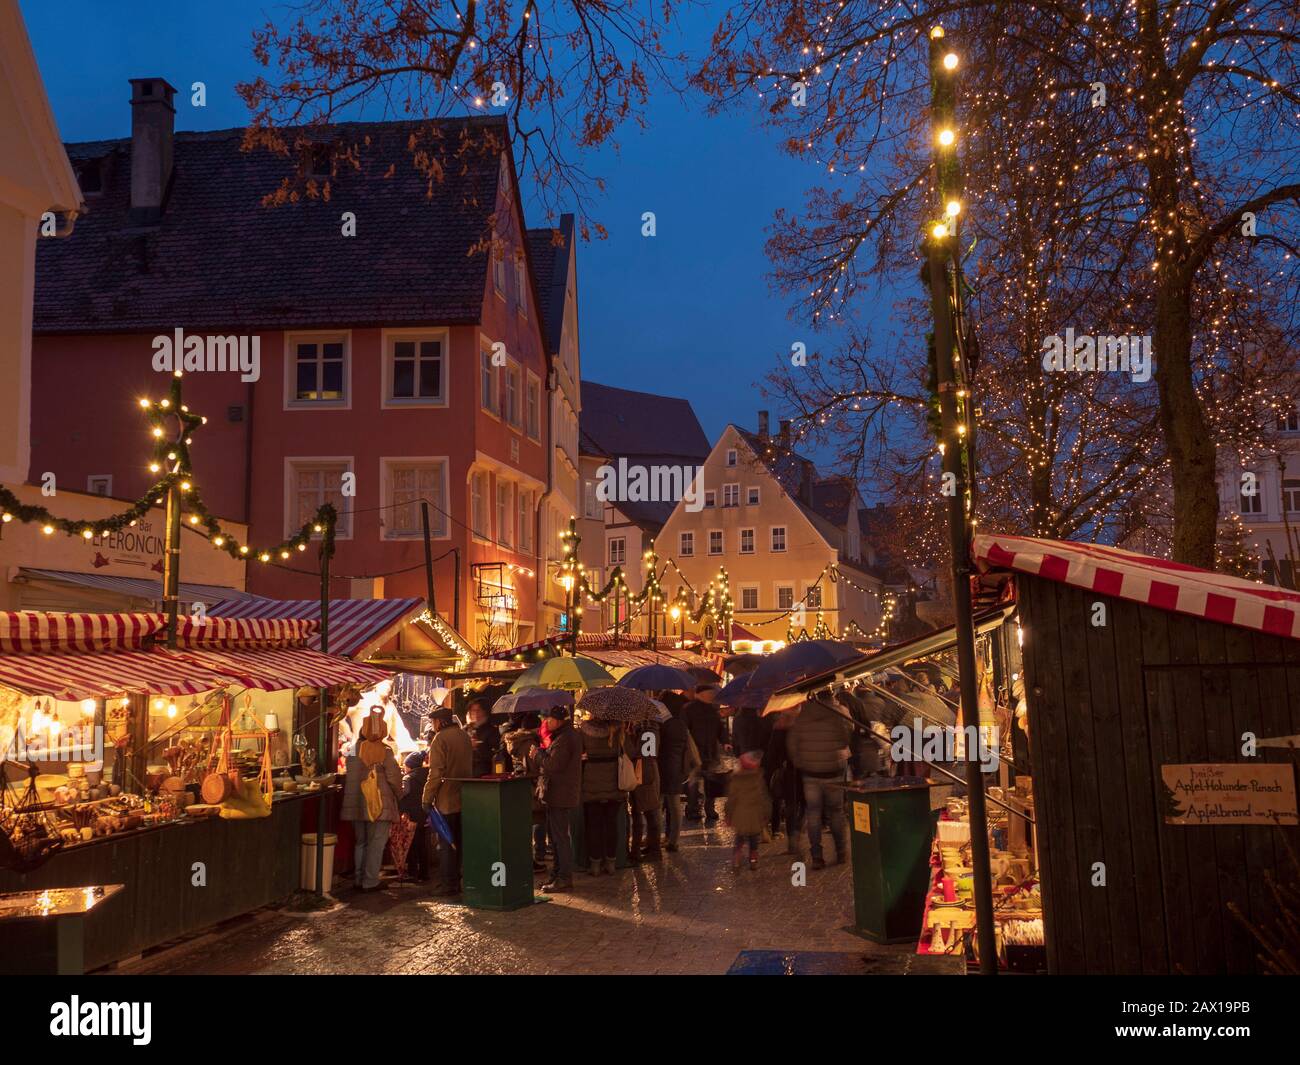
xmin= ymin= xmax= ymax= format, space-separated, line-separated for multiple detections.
xmin=81 ymin=699 xmax=96 ymax=717
xmin=932 ymin=222 xmax=950 ymax=239
xmin=938 ymin=129 xmax=956 ymax=147
xmin=42 ymin=525 xmax=54 ymax=535
xmin=945 ymin=199 xmax=961 ymax=217
xmin=943 ymin=52 xmax=958 ymax=70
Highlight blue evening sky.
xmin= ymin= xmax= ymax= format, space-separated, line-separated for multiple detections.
xmin=20 ymin=1 xmax=890 ymax=451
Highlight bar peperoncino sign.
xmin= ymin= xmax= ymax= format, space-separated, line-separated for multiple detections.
xmin=1160 ymin=763 xmax=1298 ymax=826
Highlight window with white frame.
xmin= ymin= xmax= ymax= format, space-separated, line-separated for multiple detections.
xmin=584 ymin=479 xmax=600 ymax=519
xmin=518 ymin=489 xmax=533 ymax=551
xmin=722 ymin=483 xmax=740 ymax=508
xmin=494 ymin=243 xmax=507 ymax=295
xmin=739 ymin=528 xmax=755 ymax=554
xmin=526 ymin=375 xmax=541 ymax=440
xmin=288 ymin=459 xmax=352 ymax=538
xmin=382 ymin=459 xmax=448 ymax=539
xmin=609 ymin=537 xmax=626 ymax=566
xmin=497 ymin=482 xmax=513 ymax=545
xmin=480 ymin=349 xmax=497 ymax=413
xmin=471 ymin=471 xmax=490 ymax=538
xmin=501 ymin=362 xmax=522 ymax=428
xmin=704 ymin=490 xmax=716 ymax=509
xmin=1285 ymin=479 xmax=1300 ymax=513
xmin=290 ymin=334 xmax=347 ymax=404
xmin=805 ymin=583 xmax=823 ymax=609
xmin=726 ymin=449 xmax=737 ymax=467
xmin=1240 ymin=473 xmax=1263 ymax=515
xmin=740 ymin=586 xmax=759 ymax=611
xmin=516 ymin=257 xmax=528 ymax=317
xmin=387 ymin=334 xmax=444 ymax=404
xmin=708 ymin=530 xmax=723 ymax=555
xmin=679 ymin=531 xmax=694 ymax=557
xmin=776 ymin=586 xmax=794 ymax=610
xmin=1277 ymin=403 xmax=1299 ymax=432
xmin=771 ymin=526 xmax=787 ymax=551
xmin=87 ymin=475 xmax=112 ymax=496
xmin=746 ymin=486 xmax=760 ymax=505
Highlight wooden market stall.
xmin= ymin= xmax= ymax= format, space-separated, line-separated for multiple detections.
xmin=0 ymin=610 xmax=389 ymax=970
xmin=974 ymin=534 xmax=1300 ymax=975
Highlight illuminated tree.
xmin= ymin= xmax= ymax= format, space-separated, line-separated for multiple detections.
xmin=697 ymin=1 xmax=1300 ymax=567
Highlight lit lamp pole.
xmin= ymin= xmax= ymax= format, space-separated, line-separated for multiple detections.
xmin=925 ymin=24 xmax=997 ymax=975
xmin=669 ymin=605 xmax=681 ymax=645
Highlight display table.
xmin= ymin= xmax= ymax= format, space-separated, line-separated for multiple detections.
xmin=845 ymin=779 xmax=937 ymax=943
xmin=0 ymin=883 xmax=124 ymax=975
xmin=457 ymin=777 xmax=536 ymax=910
xmin=0 ymin=787 xmax=335 ymax=971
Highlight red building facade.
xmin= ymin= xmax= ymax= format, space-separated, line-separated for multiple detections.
xmin=31 ymin=81 xmax=554 ymax=651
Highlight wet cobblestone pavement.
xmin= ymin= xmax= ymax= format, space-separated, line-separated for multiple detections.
xmin=119 ymin=822 xmax=914 ymax=975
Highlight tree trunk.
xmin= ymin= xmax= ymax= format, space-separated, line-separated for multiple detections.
xmin=1152 ymin=275 xmax=1219 ymax=567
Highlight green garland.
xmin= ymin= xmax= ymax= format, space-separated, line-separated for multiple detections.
xmin=0 ymin=372 xmax=337 ymax=563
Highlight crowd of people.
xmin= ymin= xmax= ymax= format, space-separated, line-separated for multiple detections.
xmin=341 ymin=673 xmax=956 ymax=897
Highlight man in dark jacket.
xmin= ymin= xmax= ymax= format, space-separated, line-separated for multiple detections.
xmin=658 ymin=696 xmax=690 ymax=851
xmin=683 ymin=685 xmax=724 ymax=823
xmin=537 ymin=704 xmax=581 ymax=892
xmin=400 ymin=746 xmax=431 ymax=881
xmin=465 ymin=697 xmax=502 ymax=777
xmin=787 ymin=698 xmax=852 ymax=868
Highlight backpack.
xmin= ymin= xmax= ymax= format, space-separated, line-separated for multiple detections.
xmin=360 ymin=762 xmax=384 ymax=822
xmin=617 ymin=752 xmax=639 ymax=792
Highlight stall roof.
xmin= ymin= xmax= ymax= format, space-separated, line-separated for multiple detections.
xmin=0 ymin=647 xmax=235 ymax=700
xmin=974 ymin=533 xmax=1300 ymax=641
xmin=168 ymin=646 xmax=389 ymax=691
xmin=18 ymin=568 xmax=252 ymax=606
xmin=206 ymin=596 xmax=432 ymax=659
xmin=765 ymin=606 xmax=1016 ymax=713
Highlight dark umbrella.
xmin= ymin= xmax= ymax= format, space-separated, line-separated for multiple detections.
xmin=617 ymin=664 xmax=698 ymax=691
xmin=577 ymin=685 xmax=659 ymax=723
xmin=683 ymin=665 xmax=723 ymax=685
xmin=426 ymin=806 xmax=458 ymax=849
xmin=748 ymin=639 xmax=862 ymax=689
xmin=716 ymin=671 xmax=766 ymax=710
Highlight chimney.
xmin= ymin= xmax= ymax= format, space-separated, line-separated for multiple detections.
xmin=129 ymin=77 xmax=177 ymax=225
xmin=777 ymin=419 xmax=791 ymax=452
xmin=800 ymin=459 xmax=815 ymax=505
xmin=757 ymin=410 xmax=770 ymax=440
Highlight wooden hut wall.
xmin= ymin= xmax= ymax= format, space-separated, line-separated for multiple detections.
xmin=1017 ymin=572 xmax=1300 ymax=975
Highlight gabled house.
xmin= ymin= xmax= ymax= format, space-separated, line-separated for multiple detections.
xmin=527 ymin=215 xmax=582 ymax=634
xmin=30 ymin=80 xmax=553 ymax=652
xmin=576 ymin=381 xmax=710 ymax=632
xmin=657 ymin=413 xmax=884 ymax=643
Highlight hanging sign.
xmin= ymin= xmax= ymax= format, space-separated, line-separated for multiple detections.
xmin=1160 ymin=764 xmax=1298 ymax=826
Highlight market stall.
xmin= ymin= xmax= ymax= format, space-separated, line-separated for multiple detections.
xmin=974 ymin=533 xmax=1300 ymax=976
xmin=0 ymin=610 xmax=389 ymax=969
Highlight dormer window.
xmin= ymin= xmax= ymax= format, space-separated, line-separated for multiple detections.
xmin=76 ymin=159 xmax=103 ymax=196
xmin=305 ymin=143 xmax=333 ymax=178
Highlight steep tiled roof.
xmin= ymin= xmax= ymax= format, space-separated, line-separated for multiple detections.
xmin=580 ymin=381 xmax=711 ymax=463
xmin=36 ymin=117 xmax=510 ymax=332
xmin=580 ymin=381 xmax=710 ymax=535
xmin=526 ymin=214 xmax=573 ymax=356
xmin=734 ymin=427 xmax=860 ymax=547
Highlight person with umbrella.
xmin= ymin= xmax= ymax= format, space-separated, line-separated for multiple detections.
xmin=537 ymin=702 xmax=581 ymax=893
xmin=657 ymin=691 xmax=691 ymax=852
xmin=421 ymin=706 xmax=472 ymax=897
xmin=683 ymin=684 xmax=726 ymax=825
xmin=787 ymin=694 xmax=853 ymax=869
xmin=576 ymin=687 xmax=654 ymax=875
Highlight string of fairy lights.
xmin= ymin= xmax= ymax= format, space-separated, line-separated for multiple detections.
xmin=720 ymin=7 xmax=1300 ymax=571
xmin=551 ymin=516 xmax=897 ymax=647
xmin=0 ymin=370 xmax=339 ymax=568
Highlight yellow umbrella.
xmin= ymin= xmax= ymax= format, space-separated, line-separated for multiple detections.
xmin=508 ymin=655 xmax=616 ymax=693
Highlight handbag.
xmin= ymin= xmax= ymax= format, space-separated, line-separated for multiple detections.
xmin=360 ymin=763 xmax=384 ymax=822
xmin=617 ymin=752 xmax=639 ymax=792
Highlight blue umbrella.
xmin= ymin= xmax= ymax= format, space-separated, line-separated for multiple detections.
xmin=716 ymin=670 xmax=766 ymax=710
xmin=426 ymin=806 xmax=458 ymax=849
xmin=748 ymin=639 xmax=862 ymax=689
xmin=493 ymin=689 xmax=575 ymax=716
xmin=617 ymin=664 xmax=698 ymax=691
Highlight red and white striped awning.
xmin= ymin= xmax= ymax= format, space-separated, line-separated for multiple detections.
xmin=207 ymin=597 xmax=428 ymax=659
xmin=0 ymin=651 xmax=236 ymax=700
xmin=172 ymin=615 xmax=315 ymax=649
xmin=167 ymin=646 xmax=390 ymax=691
xmin=974 ymin=534 xmax=1300 ymax=641
xmin=0 ymin=611 xmax=163 ymax=654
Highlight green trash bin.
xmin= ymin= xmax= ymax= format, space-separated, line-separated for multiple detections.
xmin=845 ymin=780 xmax=936 ymax=943
xmin=458 ymin=777 xmax=536 ymax=910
